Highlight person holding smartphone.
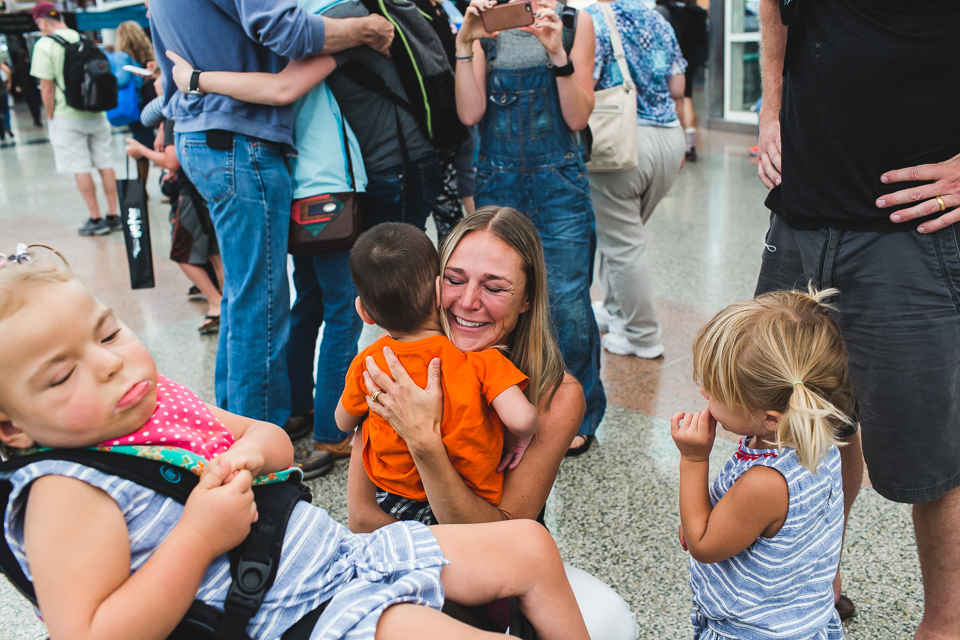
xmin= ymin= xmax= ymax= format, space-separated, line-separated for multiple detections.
xmin=454 ymin=0 xmax=605 ymax=458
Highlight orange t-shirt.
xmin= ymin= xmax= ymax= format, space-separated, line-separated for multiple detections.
xmin=341 ymin=335 xmax=528 ymax=504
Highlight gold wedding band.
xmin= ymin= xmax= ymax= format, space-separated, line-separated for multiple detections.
xmin=372 ymin=390 xmax=383 ymax=403
xmin=936 ymin=195 xmax=946 ymax=212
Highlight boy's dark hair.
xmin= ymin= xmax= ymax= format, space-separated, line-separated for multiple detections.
xmin=350 ymin=223 xmax=440 ymax=334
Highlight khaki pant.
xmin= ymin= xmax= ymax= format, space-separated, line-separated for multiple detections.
xmin=588 ymin=124 xmax=684 ymax=348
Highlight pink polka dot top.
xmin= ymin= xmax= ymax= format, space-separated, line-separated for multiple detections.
xmin=101 ymin=374 xmax=235 ymax=460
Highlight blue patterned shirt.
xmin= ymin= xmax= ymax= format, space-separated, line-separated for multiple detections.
xmin=587 ymin=0 xmax=687 ymax=126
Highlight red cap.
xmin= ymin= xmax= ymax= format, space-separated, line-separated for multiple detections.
xmin=32 ymin=2 xmax=61 ymax=22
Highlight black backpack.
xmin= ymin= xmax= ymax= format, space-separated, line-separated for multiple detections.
xmin=348 ymin=0 xmax=469 ymax=152
xmin=46 ymin=33 xmax=117 ymax=112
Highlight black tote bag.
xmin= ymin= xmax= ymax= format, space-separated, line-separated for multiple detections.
xmin=117 ymin=157 xmax=155 ymax=289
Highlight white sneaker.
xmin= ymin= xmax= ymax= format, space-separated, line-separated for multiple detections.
xmin=592 ymin=301 xmax=624 ymax=333
xmin=601 ymin=332 xmax=665 ymax=359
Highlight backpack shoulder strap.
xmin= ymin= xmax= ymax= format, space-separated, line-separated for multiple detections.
xmin=214 ymin=481 xmax=313 ymax=639
xmin=46 ymin=33 xmax=69 ymax=48
xmin=560 ymin=4 xmax=578 ymax=56
xmin=337 ymin=60 xmax=416 ymax=113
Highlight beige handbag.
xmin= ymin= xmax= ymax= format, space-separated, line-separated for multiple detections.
xmin=585 ymin=2 xmax=639 ymax=173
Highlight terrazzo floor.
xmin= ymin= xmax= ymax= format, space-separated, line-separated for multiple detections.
xmin=0 ymin=99 xmax=926 ymax=638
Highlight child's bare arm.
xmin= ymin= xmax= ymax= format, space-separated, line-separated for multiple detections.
xmin=25 ymin=464 xmax=255 ymax=640
xmin=491 ymin=385 xmax=539 ymax=438
xmin=671 ymin=411 xmax=789 ymax=564
xmin=206 ymin=403 xmax=293 ymax=477
xmin=167 ymin=51 xmax=337 ymax=106
xmin=335 ymin=399 xmax=365 ymax=433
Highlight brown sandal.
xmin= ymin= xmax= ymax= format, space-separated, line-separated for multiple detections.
xmin=565 ymin=434 xmax=594 ymax=457
xmin=198 ymin=315 xmax=220 ymax=335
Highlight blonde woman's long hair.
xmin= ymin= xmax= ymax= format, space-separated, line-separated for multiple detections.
xmin=692 ymin=287 xmax=855 ymax=472
xmin=438 ymin=207 xmax=566 ymax=409
xmin=116 ymin=21 xmax=155 ymax=67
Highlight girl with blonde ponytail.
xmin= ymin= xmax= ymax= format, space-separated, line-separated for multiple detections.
xmin=671 ymin=288 xmax=854 ymax=640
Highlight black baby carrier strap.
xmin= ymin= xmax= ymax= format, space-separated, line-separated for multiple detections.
xmin=0 ymin=449 xmax=324 ymax=640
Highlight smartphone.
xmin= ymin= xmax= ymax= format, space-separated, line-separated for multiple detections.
xmin=481 ymin=0 xmax=534 ymax=33
xmin=123 ymin=65 xmax=154 ymax=77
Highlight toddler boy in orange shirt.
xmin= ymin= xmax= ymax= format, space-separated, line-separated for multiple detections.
xmin=335 ymin=223 xmax=539 ymax=524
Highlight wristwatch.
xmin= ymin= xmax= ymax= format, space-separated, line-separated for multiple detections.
xmin=187 ymin=69 xmax=203 ymax=96
xmin=550 ymin=59 xmax=575 ymax=77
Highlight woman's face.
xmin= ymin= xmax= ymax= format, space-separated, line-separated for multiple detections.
xmin=441 ymin=230 xmax=532 ymax=352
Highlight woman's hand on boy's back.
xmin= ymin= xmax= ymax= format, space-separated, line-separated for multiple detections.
xmin=182 ymin=460 xmax=258 ymax=561
xmin=671 ymin=410 xmax=717 ymax=463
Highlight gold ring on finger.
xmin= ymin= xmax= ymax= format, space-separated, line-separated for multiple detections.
xmin=936 ymin=195 xmax=946 ymax=212
xmin=372 ymin=390 xmax=383 ymax=403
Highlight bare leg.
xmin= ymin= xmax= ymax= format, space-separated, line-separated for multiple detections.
xmin=136 ymin=157 xmax=150 ymax=183
xmin=913 ymin=485 xmax=960 ymax=640
xmin=179 ymin=263 xmax=222 ymax=317
xmin=376 ymin=604 xmax=501 ymax=640
xmin=461 ymin=196 xmax=476 ymax=216
xmin=430 ymin=520 xmax=590 ymax=640
xmin=98 ymin=167 xmax=119 ymax=216
xmin=74 ymin=173 xmax=101 ymax=219
xmin=209 ymin=255 xmax=225 ymax=291
xmin=833 ymin=429 xmax=864 ymax=600
xmin=683 ymin=97 xmax=696 ymax=131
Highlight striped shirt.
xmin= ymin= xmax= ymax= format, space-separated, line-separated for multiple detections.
xmin=2 ymin=460 xmax=446 ymax=639
xmin=688 ymin=440 xmax=844 ymax=640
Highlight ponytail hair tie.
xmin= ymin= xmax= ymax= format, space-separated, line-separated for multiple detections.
xmin=792 ymin=381 xmax=804 ymax=388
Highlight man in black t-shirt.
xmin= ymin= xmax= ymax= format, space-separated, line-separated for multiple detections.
xmin=756 ymin=1 xmax=960 ymax=636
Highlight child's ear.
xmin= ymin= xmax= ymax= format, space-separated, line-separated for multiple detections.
xmin=435 ymin=276 xmax=441 ymax=310
xmin=354 ymin=297 xmax=377 ymax=326
xmin=762 ymin=410 xmax=783 ymax=433
xmin=0 ymin=417 xmax=36 ymax=450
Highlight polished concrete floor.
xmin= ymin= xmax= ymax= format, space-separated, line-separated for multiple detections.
xmin=0 ymin=100 xmax=923 ymax=639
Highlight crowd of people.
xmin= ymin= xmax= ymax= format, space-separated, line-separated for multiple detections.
xmin=1 ymin=0 xmax=959 ymax=638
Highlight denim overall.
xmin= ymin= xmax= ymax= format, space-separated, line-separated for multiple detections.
xmin=475 ymin=49 xmax=606 ymax=436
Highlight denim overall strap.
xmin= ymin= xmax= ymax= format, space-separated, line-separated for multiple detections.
xmin=479 ymin=64 xmax=581 ymax=169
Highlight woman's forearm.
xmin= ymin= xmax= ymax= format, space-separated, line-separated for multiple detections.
xmin=197 ymin=56 xmax=336 ymax=106
xmin=455 ymin=39 xmax=486 ymax=126
xmin=555 ymin=15 xmax=595 ymax=132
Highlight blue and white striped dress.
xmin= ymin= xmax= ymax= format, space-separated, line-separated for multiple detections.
xmin=688 ymin=439 xmax=844 ymax=640
xmin=2 ymin=461 xmax=448 ymax=640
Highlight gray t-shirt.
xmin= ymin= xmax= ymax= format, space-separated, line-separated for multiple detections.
xmin=489 ymin=29 xmax=550 ymax=70
xmin=326 ymin=1 xmax=435 ymax=175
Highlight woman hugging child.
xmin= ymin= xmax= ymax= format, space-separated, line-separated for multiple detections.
xmin=337 ymin=223 xmax=539 ymax=525
xmin=0 ymin=244 xmax=588 ymax=640
xmin=672 ymin=288 xmax=854 ymax=639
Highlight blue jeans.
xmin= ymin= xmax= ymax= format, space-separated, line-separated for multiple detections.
xmin=176 ymin=132 xmax=292 ymax=426
xmin=287 ymin=252 xmax=363 ymax=443
xmin=361 ymin=153 xmax=441 ymax=230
